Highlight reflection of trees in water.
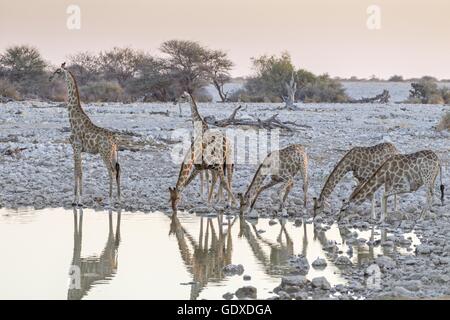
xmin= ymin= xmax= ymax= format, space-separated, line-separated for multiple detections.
xmin=67 ymin=208 xmax=121 ymax=300
xmin=169 ymin=214 xmax=234 ymax=300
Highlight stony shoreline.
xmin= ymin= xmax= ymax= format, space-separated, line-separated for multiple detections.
xmin=1 ymin=100 xmax=449 ymax=299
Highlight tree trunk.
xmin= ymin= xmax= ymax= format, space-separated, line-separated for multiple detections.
xmin=282 ymin=72 xmax=297 ymax=109
xmin=213 ymin=80 xmax=228 ymax=102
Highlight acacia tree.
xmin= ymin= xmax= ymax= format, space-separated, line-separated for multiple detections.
xmin=126 ymin=55 xmax=175 ymax=101
xmin=160 ymin=40 xmax=211 ymax=94
xmin=205 ymin=50 xmax=233 ymax=102
xmin=0 ymin=45 xmax=46 ymax=83
xmin=98 ymin=47 xmax=144 ymax=86
xmin=67 ymin=52 xmax=100 ymax=85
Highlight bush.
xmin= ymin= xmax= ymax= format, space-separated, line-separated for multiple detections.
xmin=437 ymin=112 xmax=450 ymax=131
xmin=407 ymin=79 xmax=448 ymax=104
xmin=0 ymin=78 xmax=20 ymax=100
xmin=297 ymin=74 xmax=348 ymax=103
xmin=388 ymin=75 xmax=403 ymax=82
xmin=79 ymin=81 xmax=125 ymax=102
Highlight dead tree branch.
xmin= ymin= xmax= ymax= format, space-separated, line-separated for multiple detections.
xmin=204 ymin=105 xmax=305 ymax=131
xmin=349 ymin=90 xmax=390 ymax=103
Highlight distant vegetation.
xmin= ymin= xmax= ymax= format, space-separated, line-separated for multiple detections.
xmin=407 ymin=79 xmax=450 ymax=104
xmin=230 ymin=52 xmax=348 ymax=103
xmin=0 ymin=44 xmax=448 ymax=105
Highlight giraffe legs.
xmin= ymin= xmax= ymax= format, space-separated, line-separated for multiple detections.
xmin=217 ymin=167 xmax=236 ymax=207
xmin=418 ymin=187 xmax=433 ymax=221
xmin=72 ymin=148 xmax=83 ymax=207
xmin=371 ymin=195 xmax=376 ymax=220
xmin=279 ymin=180 xmax=294 ymax=211
xmin=207 ymin=171 xmax=219 ymax=204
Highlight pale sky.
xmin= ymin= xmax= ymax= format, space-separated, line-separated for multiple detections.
xmin=1 ymin=0 xmax=449 ymax=79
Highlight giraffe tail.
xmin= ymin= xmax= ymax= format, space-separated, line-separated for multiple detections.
xmin=439 ymin=164 xmax=444 ymax=205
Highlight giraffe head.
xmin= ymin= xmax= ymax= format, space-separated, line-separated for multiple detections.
xmin=49 ymin=62 xmax=67 ymax=81
xmin=337 ymin=198 xmax=357 ymax=222
xmin=168 ymin=187 xmax=181 ymax=214
xmin=313 ymin=197 xmax=322 ymax=217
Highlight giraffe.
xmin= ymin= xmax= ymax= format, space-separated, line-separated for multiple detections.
xmin=238 ymin=144 xmax=308 ymax=216
xmin=49 ymin=62 xmax=121 ymax=207
xmin=313 ymin=142 xmax=398 ymax=218
xmin=339 ymin=150 xmax=445 ymax=222
xmin=175 ymin=91 xmax=210 ymax=198
xmin=168 ymin=129 xmax=235 ymax=214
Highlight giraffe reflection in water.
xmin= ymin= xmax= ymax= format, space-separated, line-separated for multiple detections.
xmin=168 ymin=213 xmax=416 ymax=299
xmin=169 ymin=213 xmax=235 ymax=300
xmin=68 ymin=208 xmax=121 ymax=300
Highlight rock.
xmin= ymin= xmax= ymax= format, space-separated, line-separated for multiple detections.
xmin=235 ymin=286 xmax=257 ymax=299
xmin=290 ymin=255 xmax=310 ymax=275
xmin=243 ymin=275 xmax=251 ymax=281
xmin=393 ymin=286 xmax=415 ymax=298
xmin=222 ymin=292 xmax=234 ymax=300
xmin=416 ymin=244 xmax=432 ymax=255
xmin=312 ymin=257 xmax=327 ymax=269
xmin=223 ymin=264 xmax=244 ymax=276
xmin=376 ymin=256 xmax=396 ymax=270
xmin=335 ymin=255 xmax=352 ymax=266
xmin=268 ymin=219 xmax=277 ymax=226
xmin=281 ymin=275 xmax=309 ymax=288
xmin=311 ymin=277 xmax=331 ymax=290
xmin=293 ymin=292 xmax=309 ymax=300
xmin=395 ymin=280 xmax=422 ymax=292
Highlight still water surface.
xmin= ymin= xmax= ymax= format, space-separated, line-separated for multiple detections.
xmin=0 ymin=208 xmax=419 ymax=299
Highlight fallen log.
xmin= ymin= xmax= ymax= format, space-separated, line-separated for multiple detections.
xmin=349 ymin=90 xmax=390 ymax=103
xmin=204 ymin=105 xmax=306 ymax=131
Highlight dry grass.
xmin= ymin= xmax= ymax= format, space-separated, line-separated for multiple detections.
xmin=0 ymin=78 xmax=20 ymax=100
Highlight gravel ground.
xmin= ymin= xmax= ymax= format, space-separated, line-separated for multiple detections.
xmin=0 ymin=99 xmax=449 ymax=299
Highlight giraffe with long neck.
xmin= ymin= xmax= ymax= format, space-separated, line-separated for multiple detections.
xmin=169 ymin=132 xmax=235 ymax=213
xmin=339 ymin=150 xmax=445 ymax=222
xmin=50 ymin=63 xmax=121 ymax=206
xmin=238 ymin=144 xmax=308 ymax=216
xmin=169 ymin=92 xmax=234 ymax=212
xmin=177 ymin=91 xmax=210 ymax=198
xmin=313 ymin=142 xmax=398 ymax=218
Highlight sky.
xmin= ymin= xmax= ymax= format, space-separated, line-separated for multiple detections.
xmin=1 ymin=0 xmax=449 ymax=79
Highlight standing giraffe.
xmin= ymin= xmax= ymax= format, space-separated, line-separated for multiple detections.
xmin=313 ymin=142 xmax=398 ymax=218
xmin=339 ymin=150 xmax=445 ymax=222
xmin=238 ymin=144 xmax=308 ymax=216
xmin=50 ymin=63 xmax=121 ymax=207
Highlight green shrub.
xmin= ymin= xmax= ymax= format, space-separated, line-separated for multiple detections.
xmin=297 ymin=74 xmax=348 ymax=103
xmin=407 ymin=79 xmax=448 ymax=104
xmin=79 ymin=80 xmax=125 ymax=102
